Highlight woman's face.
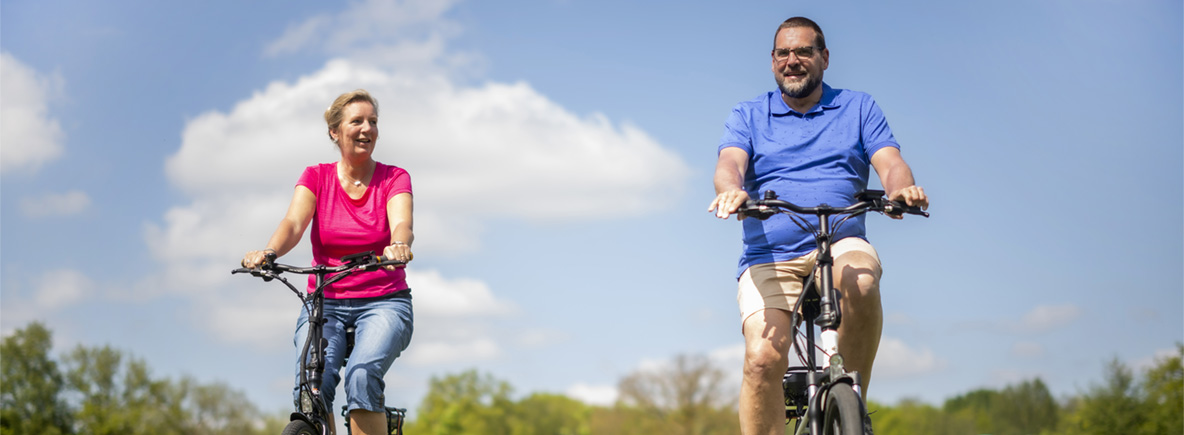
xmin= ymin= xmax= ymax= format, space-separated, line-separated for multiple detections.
xmin=330 ymin=101 xmax=378 ymax=159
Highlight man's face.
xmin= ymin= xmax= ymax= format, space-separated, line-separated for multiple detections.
xmin=771 ymin=27 xmax=829 ymax=99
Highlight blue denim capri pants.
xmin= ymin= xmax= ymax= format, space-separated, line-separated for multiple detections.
xmin=293 ymin=290 xmax=414 ymax=412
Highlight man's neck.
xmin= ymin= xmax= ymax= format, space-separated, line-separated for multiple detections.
xmin=781 ymin=87 xmax=823 ymax=114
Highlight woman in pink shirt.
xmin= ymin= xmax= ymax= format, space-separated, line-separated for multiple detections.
xmin=242 ymin=89 xmax=413 ymax=435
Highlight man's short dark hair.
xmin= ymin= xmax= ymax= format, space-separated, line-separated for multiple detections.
xmin=775 ymin=17 xmax=826 ymax=49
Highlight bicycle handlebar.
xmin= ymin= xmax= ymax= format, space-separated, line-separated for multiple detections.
xmin=230 ymin=251 xmax=407 ymax=278
xmin=738 ymin=189 xmax=929 ymax=219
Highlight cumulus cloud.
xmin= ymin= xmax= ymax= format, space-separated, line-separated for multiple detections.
xmin=404 ymin=337 xmax=499 ymax=366
xmin=1020 ymin=304 xmax=1081 ymax=333
xmin=163 ymin=59 xmax=689 ymax=257
xmin=408 ymin=269 xmax=514 ymax=317
xmin=20 ymin=190 xmax=91 ymax=217
xmin=1 ymin=51 xmax=65 ymax=174
xmin=194 ymin=265 xmax=517 ymax=353
xmin=147 ymin=0 xmax=687 ymax=367
xmin=874 ymin=337 xmax=945 ymax=379
xmin=263 ymin=0 xmax=465 ymax=73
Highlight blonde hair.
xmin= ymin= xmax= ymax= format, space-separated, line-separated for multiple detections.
xmin=324 ymin=89 xmax=380 ymax=142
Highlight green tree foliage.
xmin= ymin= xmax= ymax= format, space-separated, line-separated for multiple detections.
xmin=8 ymin=320 xmax=1181 ymax=435
xmin=1139 ymin=344 xmax=1183 ymax=435
xmin=1 ymin=322 xmax=72 ymax=435
xmin=1 ymin=322 xmax=281 ymax=435
xmin=934 ymin=378 xmax=1058 ymax=435
xmin=407 ymin=369 xmax=518 ymax=434
xmin=869 ymin=398 xmax=961 ymax=435
xmin=511 ymin=392 xmax=591 ymax=435
xmin=1056 ymin=344 xmax=1184 ymax=435
xmin=1064 ymin=358 xmax=1148 ymax=434
xmin=870 ymin=345 xmax=1183 ymax=435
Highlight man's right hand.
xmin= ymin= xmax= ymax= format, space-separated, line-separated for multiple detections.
xmin=708 ymin=189 xmax=750 ymax=220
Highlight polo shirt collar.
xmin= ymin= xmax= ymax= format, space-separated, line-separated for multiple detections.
xmin=771 ymin=83 xmax=841 ymax=116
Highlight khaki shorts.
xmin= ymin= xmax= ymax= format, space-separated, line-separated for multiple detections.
xmin=737 ymin=237 xmax=882 ymax=325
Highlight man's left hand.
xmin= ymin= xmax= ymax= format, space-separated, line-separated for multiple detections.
xmin=887 ymin=185 xmax=928 ymax=219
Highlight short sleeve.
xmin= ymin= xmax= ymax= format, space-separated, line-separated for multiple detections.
xmin=385 ymin=166 xmax=412 ymax=203
xmin=296 ymin=165 xmax=322 ymax=194
xmin=718 ymin=106 xmax=754 ymax=156
xmin=860 ymin=96 xmax=900 ymax=159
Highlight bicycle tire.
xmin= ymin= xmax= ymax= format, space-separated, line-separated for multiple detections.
xmin=281 ymin=419 xmax=318 ymax=435
xmin=822 ymin=385 xmax=864 ymax=435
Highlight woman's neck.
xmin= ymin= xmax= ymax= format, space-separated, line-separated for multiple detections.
xmin=339 ymin=158 xmax=374 ymax=182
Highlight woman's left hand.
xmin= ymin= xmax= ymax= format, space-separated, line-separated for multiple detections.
xmin=383 ymin=241 xmax=412 ymax=270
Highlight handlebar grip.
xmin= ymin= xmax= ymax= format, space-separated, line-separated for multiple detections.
xmin=375 ymin=252 xmax=412 ymax=264
xmin=884 ymin=202 xmax=930 ymax=218
xmin=738 ymin=200 xmax=777 ymax=220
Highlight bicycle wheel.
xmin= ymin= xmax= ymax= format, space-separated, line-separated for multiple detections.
xmin=822 ymin=385 xmax=864 ymax=435
xmin=281 ymin=419 xmax=318 ymax=435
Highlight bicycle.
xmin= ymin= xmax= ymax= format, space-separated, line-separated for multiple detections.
xmin=738 ymin=189 xmax=928 ymax=435
xmin=233 ymin=250 xmax=409 ymax=435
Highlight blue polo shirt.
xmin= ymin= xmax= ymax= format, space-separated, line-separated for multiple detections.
xmin=718 ymin=83 xmax=900 ymax=278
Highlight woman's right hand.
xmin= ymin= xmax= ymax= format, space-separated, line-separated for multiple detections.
xmin=241 ymin=248 xmax=275 ymax=269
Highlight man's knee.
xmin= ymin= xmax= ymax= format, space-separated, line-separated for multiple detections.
xmin=836 ymin=252 xmax=881 ymax=296
xmin=743 ymin=343 xmax=788 ymax=382
xmin=742 ymin=311 xmax=793 ymax=381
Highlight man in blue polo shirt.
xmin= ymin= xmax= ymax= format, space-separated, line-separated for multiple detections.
xmin=708 ymin=17 xmax=928 ymax=434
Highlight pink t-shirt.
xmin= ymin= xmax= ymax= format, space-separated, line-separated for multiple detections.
xmin=297 ymin=162 xmax=412 ymax=299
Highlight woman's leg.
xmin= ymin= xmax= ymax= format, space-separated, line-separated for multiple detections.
xmin=342 ymin=294 xmax=413 ymax=435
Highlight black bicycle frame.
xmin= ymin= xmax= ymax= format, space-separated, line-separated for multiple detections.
xmin=744 ymin=190 xmax=926 ymax=434
xmin=234 ymin=251 xmax=402 ymax=434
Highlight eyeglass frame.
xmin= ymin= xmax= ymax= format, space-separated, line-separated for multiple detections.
xmin=771 ymin=46 xmax=822 ymax=63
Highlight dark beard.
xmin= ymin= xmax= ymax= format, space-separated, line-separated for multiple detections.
xmin=777 ymin=73 xmax=822 ymax=99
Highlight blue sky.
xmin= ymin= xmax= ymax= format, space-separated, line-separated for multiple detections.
xmin=2 ymin=0 xmax=1181 ymax=422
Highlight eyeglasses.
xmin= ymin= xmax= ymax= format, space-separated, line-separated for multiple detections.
xmin=772 ymin=46 xmax=820 ymax=62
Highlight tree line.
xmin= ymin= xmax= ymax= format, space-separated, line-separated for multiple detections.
xmin=3 ymin=322 xmax=1180 ymax=434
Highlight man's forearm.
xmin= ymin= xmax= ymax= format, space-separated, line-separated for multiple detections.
xmin=881 ymin=161 xmax=916 ymax=195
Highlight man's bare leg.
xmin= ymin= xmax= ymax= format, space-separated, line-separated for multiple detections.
xmin=834 ymin=251 xmax=883 ymax=399
xmin=740 ymin=308 xmax=794 ymax=434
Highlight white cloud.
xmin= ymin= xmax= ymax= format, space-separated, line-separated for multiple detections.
xmin=874 ymin=337 xmax=945 ymax=379
xmin=1020 ymin=304 xmax=1081 ymax=332
xmin=194 ymin=265 xmax=516 ymax=357
xmin=263 ymin=0 xmax=461 ymax=67
xmin=144 ymin=0 xmax=688 ymax=369
xmin=403 ymin=336 xmax=499 ymax=366
xmin=1 ymin=51 xmax=65 ymax=174
xmin=566 ymin=383 xmax=618 ymax=406
xmin=408 ymin=269 xmax=514 ymax=317
xmin=162 ymin=59 xmax=689 ymax=258
xmin=20 ymin=190 xmax=91 ymax=217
